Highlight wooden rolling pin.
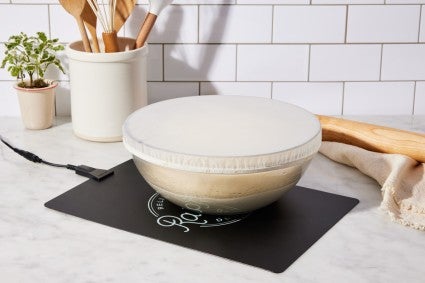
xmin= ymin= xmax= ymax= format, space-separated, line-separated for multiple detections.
xmin=317 ymin=115 xmax=425 ymax=163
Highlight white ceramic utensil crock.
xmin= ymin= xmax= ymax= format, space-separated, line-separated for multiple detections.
xmin=66 ymin=37 xmax=148 ymax=142
xmin=123 ymin=95 xmax=322 ymax=215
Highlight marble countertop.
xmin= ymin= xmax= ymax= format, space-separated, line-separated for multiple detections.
xmin=1 ymin=116 xmax=424 ymax=283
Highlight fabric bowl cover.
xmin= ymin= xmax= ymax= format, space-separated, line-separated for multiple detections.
xmin=123 ymin=95 xmax=321 ymax=174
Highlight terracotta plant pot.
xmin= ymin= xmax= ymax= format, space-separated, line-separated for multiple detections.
xmin=14 ymin=81 xmax=57 ymax=130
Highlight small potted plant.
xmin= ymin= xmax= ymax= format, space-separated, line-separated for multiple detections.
xmin=1 ymin=32 xmax=65 ymax=130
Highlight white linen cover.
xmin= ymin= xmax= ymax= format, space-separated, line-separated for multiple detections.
xmin=123 ymin=96 xmax=321 ymax=174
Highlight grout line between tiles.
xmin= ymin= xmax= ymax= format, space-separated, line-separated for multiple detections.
xmin=31 ymin=80 xmax=425 ymax=84
xmin=197 ymin=4 xmax=200 ymax=44
xmin=162 ymin=44 xmax=165 ymax=82
xmin=270 ymin=82 xmax=273 ymax=99
xmin=341 ymin=82 xmax=346 ymax=115
xmin=307 ymin=45 xmax=311 ymax=82
xmin=418 ymin=5 xmax=423 ymax=43
xmin=344 ymin=5 xmax=349 ymax=44
xmin=413 ymin=81 xmax=417 ymax=115
xmin=379 ymin=44 xmax=384 ymax=81
xmin=235 ymin=44 xmax=238 ymax=82
xmin=120 ymin=42 xmax=425 ymax=45
xmin=47 ymin=4 xmax=51 ymax=39
xmin=1 ymin=80 xmax=424 ymax=84
xmin=271 ymin=5 xmax=274 ymax=43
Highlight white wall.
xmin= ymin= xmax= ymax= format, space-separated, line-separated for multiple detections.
xmin=1 ymin=0 xmax=425 ymax=116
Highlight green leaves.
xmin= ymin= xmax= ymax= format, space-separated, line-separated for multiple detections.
xmin=37 ymin=32 xmax=47 ymax=42
xmin=0 ymin=32 xmax=65 ymax=88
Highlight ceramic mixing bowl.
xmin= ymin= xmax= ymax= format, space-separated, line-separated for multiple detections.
xmin=123 ymin=95 xmax=321 ymax=215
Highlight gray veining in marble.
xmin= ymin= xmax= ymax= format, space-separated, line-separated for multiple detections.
xmin=1 ymin=116 xmax=424 ymax=283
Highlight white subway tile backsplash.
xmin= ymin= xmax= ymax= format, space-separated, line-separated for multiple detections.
xmin=200 ymin=6 xmax=272 ymax=44
xmin=274 ymin=6 xmax=346 ymax=44
xmin=147 ymin=44 xmax=163 ymax=81
xmin=49 ymin=5 xmax=90 ymax=43
xmin=0 ymin=81 xmax=20 ymax=117
xmin=147 ymin=82 xmax=198 ymax=104
xmin=312 ymin=0 xmax=383 ymax=3
xmin=237 ymin=45 xmax=309 ymax=81
xmin=273 ymin=82 xmax=343 ymax=115
xmin=136 ymin=1 xmax=235 ymax=4
xmin=0 ymin=1 xmax=423 ymax=117
xmin=173 ymin=0 xmax=235 ymax=3
xmin=344 ymin=82 xmax=414 ymax=115
xmin=55 ymin=81 xmax=70 ymax=116
xmin=381 ymin=45 xmax=425 ymax=80
xmin=414 ymin=82 xmax=425 ymax=114
xmin=310 ymin=45 xmax=381 ymax=81
xmin=11 ymin=1 xmax=57 ymax=3
xmin=164 ymin=44 xmax=236 ymax=81
xmin=237 ymin=1 xmax=309 ymax=4
xmin=347 ymin=5 xmax=420 ymax=43
xmin=125 ymin=5 xmax=198 ymax=44
xmin=0 ymin=5 xmax=49 ymax=42
xmin=386 ymin=1 xmax=425 ymax=3
xmin=201 ymin=82 xmax=271 ymax=98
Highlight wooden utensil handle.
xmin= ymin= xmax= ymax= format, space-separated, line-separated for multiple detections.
xmin=102 ymin=31 xmax=119 ymax=53
xmin=77 ymin=17 xmax=92 ymax=52
xmin=134 ymin=13 xmax=157 ymax=49
xmin=317 ymin=115 xmax=425 ymax=163
xmin=84 ymin=21 xmax=100 ymax=52
xmin=91 ymin=34 xmax=100 ymax=53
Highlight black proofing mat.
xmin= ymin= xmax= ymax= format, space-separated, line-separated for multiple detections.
xmin=45 ymin=160 xmax=359 ymax=273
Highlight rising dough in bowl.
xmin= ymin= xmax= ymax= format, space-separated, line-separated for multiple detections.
xmin=123 ymin=95 xmax=321 ymax=215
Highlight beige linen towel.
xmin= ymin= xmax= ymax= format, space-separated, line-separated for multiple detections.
xmin=319 ymin=141 xmax=425 ymax=231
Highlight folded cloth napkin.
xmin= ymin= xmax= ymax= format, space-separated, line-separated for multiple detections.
xmin=319 ymin=141 xmax=425 ymax=231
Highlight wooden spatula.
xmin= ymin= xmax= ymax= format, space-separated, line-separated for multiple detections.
xmin=318 ymin=115 xmax=425 ymax=163
xmin=82 ymin=2 xmax=100 ymax=53
xmin=59 ymin=0 xmax=92 ymax=52
xmin=135 ymin=0 xmax=173 ymax=49
xmin=114 ymin=0 xmax=137 ymax=33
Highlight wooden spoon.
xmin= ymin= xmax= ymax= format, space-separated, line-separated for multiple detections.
xmin=82 ymin=2 xmax=100 ymax=53
xmin=59 ymin=0 xmax=92 ymax=52
xmin=114 ymin=0 xmax=137 ymax=33
xmin=318 ymin=115 xmax=425 ymax=163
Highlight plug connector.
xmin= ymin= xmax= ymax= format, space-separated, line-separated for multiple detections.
xmin=1 ymin=137 xmax=42 ymax=163
xmin=1 ymin=136 xmax=114 ymax=182
xmin=73 ymin=165 xmax=114 ymax=181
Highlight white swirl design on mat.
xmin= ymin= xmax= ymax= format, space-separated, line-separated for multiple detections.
xmin=148 ymin=193 xmax=248 ymax=232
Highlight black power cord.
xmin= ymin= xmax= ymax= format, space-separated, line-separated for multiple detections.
xmin=1 ymin=136 xmax=114 ymax=182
